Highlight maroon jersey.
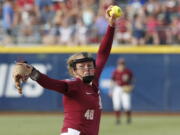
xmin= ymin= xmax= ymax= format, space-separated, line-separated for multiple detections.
xmin=112 ymin=68 xmax=133 ymax=86
xmin=36 ymin=25 xmax=115 ymax=135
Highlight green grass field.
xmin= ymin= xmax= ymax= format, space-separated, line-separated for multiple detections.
xmin=0 ymin=114 xmax=180 ymax=135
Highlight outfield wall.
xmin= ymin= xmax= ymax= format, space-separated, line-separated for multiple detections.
xmin=0 ymin=46 xmax=180 ymax=112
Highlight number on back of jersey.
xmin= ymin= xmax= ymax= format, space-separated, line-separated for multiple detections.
xmin=84 ymin=109 xmax=94 ymax=120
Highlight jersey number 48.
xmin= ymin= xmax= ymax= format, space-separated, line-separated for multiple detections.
xmin=84 ymin=109 xmax=94 ymax=120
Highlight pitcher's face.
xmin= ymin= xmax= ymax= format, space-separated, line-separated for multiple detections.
xmin=74 ymin=61 xmax=95 ymax=79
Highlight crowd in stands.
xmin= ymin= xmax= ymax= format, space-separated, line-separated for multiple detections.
xmin=0 ymin=0 xmax=180 ymax=46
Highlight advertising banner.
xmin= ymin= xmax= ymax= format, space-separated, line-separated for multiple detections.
xmin=0 ymin=53 xmax=180 ymax=112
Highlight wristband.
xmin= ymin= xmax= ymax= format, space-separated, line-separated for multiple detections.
xmin=30 ymin=68 xmax=40 ymax=81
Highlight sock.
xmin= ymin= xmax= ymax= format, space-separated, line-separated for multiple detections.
xmin=115 ymin=111 xmax=121 ymax=124
xmin=126 ymin=111 xmax=132 ymax=123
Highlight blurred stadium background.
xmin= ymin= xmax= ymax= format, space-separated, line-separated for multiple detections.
xmin=0 ymin=0 xmax=180 ymax=135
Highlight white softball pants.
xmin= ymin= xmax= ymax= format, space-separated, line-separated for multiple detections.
xmin=61 ymin=128 xmax=80 ymax=135
xmin=112 ymin=85 xmax=131 ymax=111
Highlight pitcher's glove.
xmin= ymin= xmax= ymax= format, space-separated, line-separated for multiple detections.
xmin=13 ymin=62 xmax=41 ymax=94
xmin=13 ymin=62 xmax=33 ymax=94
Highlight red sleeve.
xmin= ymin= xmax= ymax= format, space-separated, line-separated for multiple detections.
xmin=127 ymin=69 xmax=133 ymax=83
xmin=129 ymin=70 xmax=133 ymax=81
xmin=37 ymin=73 xmax=68 ymax=94
xmin=95 ymin=25 xmax=115 ymax=81
xmin=112 ymin=70 xmax=116 ymax=81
